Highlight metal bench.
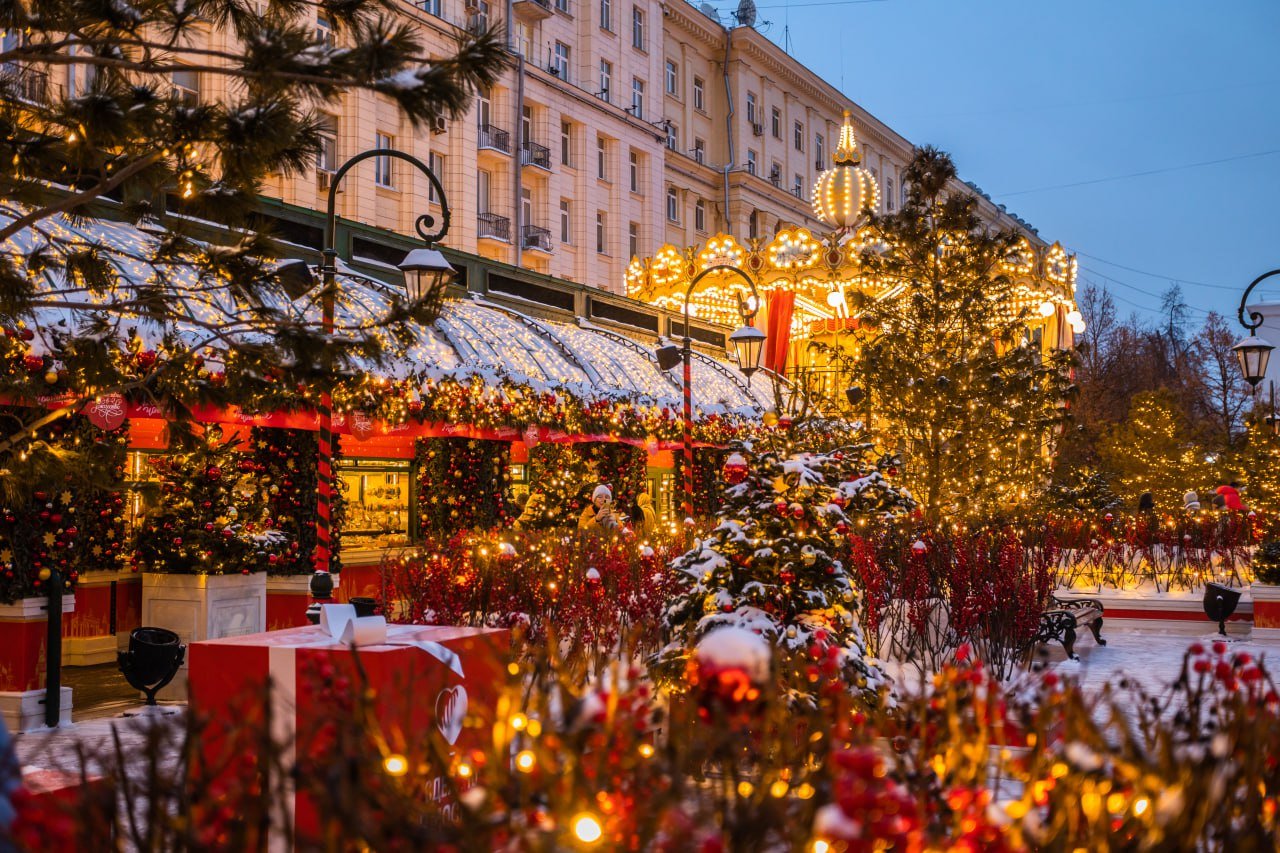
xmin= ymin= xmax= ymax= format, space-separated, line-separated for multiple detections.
xmin=1033 ymin=595 xmax=1106 ymax=661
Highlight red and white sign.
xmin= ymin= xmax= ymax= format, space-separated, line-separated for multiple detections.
xmin=84 ymin=393 xmax=126 ymax=431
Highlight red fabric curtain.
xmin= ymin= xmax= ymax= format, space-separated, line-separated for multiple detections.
xmin=765 ymin=289 xmax=796 ymax=375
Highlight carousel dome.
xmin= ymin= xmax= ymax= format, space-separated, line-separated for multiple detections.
xmin=812 ymin=111 xmax=879 ymax=230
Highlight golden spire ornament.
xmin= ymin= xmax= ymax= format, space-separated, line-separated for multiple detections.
xmin=812 ymin=111 xmax=880 ymax=230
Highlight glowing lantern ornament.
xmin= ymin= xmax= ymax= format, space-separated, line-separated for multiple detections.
xmin=812 ymin=111 xmax=879 ymax=230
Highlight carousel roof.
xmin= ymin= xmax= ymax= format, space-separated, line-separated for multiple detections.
xmin=4 ymin=206 xmax=771 ymax=417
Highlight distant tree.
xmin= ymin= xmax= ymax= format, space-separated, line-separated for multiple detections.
xmin=1098 ymin=389 xmax=1211 ymax=510
xmin=1191 ymin=312 xmax=1253 ymax=450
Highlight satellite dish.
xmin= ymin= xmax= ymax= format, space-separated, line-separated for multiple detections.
xmin=698 ymin=2 xmax=719 ymax=22
xmin=734 ymin=0 xmax=757 ymax=28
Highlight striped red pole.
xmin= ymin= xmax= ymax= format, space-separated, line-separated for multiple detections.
xmin=311 ymin=254 xmax=338 ymax=616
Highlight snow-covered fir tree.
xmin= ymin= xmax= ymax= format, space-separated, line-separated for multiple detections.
xmin=656 ymin=443 xmax=913 ymax=708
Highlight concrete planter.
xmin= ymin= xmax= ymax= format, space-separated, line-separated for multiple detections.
xmin=141 ymin=572 xmax=266 ymax=700
xmin=0 ymin=594 xmax=75 ymax=732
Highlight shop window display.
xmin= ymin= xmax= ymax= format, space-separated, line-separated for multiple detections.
xmin=339 ymin=458 xmax=412 ymax=550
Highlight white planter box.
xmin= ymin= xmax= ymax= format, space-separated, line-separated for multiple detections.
xmin=0 ymin=594 xmax=75 ymax=733
xmin=0 ymin=686 xmax=71 ymax=733
xmin=142 ymin=572 xmax=267 ymax=700
xmin=1250 ymin=582 xmax=1280 ymax=640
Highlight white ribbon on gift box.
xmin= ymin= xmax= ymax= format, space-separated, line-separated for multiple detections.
xmin=267 ymin=604 xmax=468 ymax=850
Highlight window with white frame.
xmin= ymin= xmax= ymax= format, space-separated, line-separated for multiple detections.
xmin=666 ymin=187 xmax=679 ymax=222
xmin=630 ymin=77 xmax=644 ymax=119
xmin=555 ymin=0 xmax=569 ymax=12
xmin=552 ymin=42 xmax=570 ymax=80
xmin=815 ymin=132 xmax=824 ymax=168
xmin=793 ymin=120 xmax=804 ymax=151
xmin=596 ymin=211 xmax=607 ymax=254
xmin=419 ymin=0 xmax=441 ymax=15
xmin=886 ymin=177 xmax=895 ymax=211
xmin=665 ymin=60 xmax=678 ymax=95
xmin=746 ymin=149 xmax=757 ymax=175
xmin=315 ymin=13 xmax=335 ymax=48
xmin=600 ymin=0 xmax=612 ymax=29
xmin=171 ymin=68 xmax=200 ymax=107
xmin=628 ymin=221 xmax=639 ymax=259
xmin=560 ymin=199 xmax=572 ymax=243
xmin=746 ymin=91 xmax=757 ymax=125
xmin=374 ymin=132 xmax=395 ymax=188
xmin=692 ymin=76 xmax=704 ymax=111
xmin=793 ymin=174 xmax=804 ymax=199
xmin=629 ymin=150 xmax=640 ymax=193
xmin=693 ymin=137 xmax=705 ymax=164
xmin=770 ymin=107 xmax=781 ymax=139
xmin=560 ymin=120 xmax=572 ymax=166
xmin=665 ymin=122 xmax=678 ymax=151
xmin=901 ymin=180 xmax=909 ymax=208
xmin=68 ymin=46 xmax=97 ymax=97
xmin=694 ymin=198 xmax=706 ymax=232
xmin=428 ymin=152 xmax=445 ymax=204
xmin=598 ymin=59 xmax=612 ymax=101
xmin=316 ymin=112 xmax=338 ymax=174
xmin=631 ymin=6 xmax=645 ymax=49
xmin=597 ymin=135 xmax=608 ymax=180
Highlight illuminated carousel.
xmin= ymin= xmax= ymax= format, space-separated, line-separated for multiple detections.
xmin=626 ymin=112 xmax=1084 ymax=398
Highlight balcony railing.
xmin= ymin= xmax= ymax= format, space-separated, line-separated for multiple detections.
xmin=477 ymin=212 xmax=511 ymax=241
xmin=478 ymin=123 xmax=511 ymax=154
xmin=521 ymin=224 xmax=552 ymax=252
xmin=520 ymin=140 xmax=551 ymax=169
xmin=512 ymin=0 xmax=552 ymax=21
xmin=2 ymin=65 xmax=49 ymax=104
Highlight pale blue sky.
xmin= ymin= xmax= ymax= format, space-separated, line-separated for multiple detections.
xmin=712 ymin=0 xmax=1280 ymax=327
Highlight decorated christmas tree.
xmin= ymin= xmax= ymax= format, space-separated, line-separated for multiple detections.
xmin=656 ymin=445 xmax=902 ymax=708
xmin=134 ymin=426 xmax=289 ymax=574
xmin=1099 ymin=389 xmax=1212 ymax=511
xmin=251 ymin=428 xmax=342 ymax=575
xmin=415 ymin=438 xmax=512 ymax=536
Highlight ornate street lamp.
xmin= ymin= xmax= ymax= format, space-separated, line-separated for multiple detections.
xmin=305 ymin=148 xmax=453 ymax=622
xmin=655 ymin=264 xmax=764 ymax=520
xmin=1233 ymin=269 xmax=1279 ymax=389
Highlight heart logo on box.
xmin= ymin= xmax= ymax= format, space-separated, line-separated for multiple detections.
xmin=436 ymin=685 xmax=467 ymax=745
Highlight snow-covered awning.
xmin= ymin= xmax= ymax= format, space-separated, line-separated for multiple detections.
xmin=4 ymin=206 xmax=770 ymax=418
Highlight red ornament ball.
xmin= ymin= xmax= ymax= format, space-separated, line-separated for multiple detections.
xmin=23 ymin=354 xmax=44 ymax=373
xmin=205 ymin=466 xmax=222 ymax=481
xmin=722 ymin=452 xmax=749 ymax=485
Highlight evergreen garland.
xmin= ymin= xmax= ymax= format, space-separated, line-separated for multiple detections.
xmin=251 ymin=428 xmax=344 ymax=576
xmin=0 ymin=413 xmax=129 ymax=603
xmin=415 ymin=438 xmax=512 ymax=536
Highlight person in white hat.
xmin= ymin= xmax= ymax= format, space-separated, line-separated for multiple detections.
xmin=578 ymin=484 xmax=619 ymax=532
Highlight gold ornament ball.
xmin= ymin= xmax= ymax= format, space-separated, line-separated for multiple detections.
xmin=38 ymin=568 xmax=52 ymax=581
xmin=762 ymin=411 xmax=779 ymax=427
xmin=43 ymin=370 xmax=59 ymax=385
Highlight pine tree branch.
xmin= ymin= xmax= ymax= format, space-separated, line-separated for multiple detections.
xmin=0 ymin=151 xmax=163 ymax=242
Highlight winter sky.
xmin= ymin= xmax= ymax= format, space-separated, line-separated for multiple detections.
xmin=714 ymin=0 xmax=1280 ymax=328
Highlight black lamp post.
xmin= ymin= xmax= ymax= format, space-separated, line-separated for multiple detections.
xmin=1233 ymin=269 xmax=1279 ymax=389
xmin=654 ymin=265 xmax=764 ymax=520
xmin=305 ymin=149 xmax=455 ymax=624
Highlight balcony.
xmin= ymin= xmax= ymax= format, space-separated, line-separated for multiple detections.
xmin=520 ymin=140 xmax=551 ymax=170
xmin=477 ymin=212 xmax=511 ymax=241
xmin=478 ymin=123 xmax=511 ymax=154
xmin=3 ymin=65 xmax=49 ymax=104
xmin=521 ymin=224 xmax=552 ymax=252
xmin=512 ymin=0 xmax=552 ymax=22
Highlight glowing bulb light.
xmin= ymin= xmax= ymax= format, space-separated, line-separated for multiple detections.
xmin=572 ymin=813 xmax=603 ymax=844
xmin=382 ymin=754 xmax=409 ymax=776
xmin=1038 ymin=300 xmax=1055 ymax=317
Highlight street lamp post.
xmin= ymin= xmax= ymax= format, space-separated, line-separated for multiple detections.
xmin=307 ymin=148 xmax=456 ymax=622
xmin=1232 ymin=269 xmax=1279 ymax=390
xmin=655 ymin=264 xmax=765 ymax=522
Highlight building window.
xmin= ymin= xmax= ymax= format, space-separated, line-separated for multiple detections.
xmin=428 ymin=152 xmax=445 ymax=204
xmin=560 ymin=198 xmax=572 ymax=243
xmin=552 ymin=41 xmax=570 ymax=80
xmin=596 ymin=211 xmax=607 ymax=254
xmin=170 ymin=68 xmax=200 ymax=107
xmin=793 ymin=174 xmax=804 ymax=199
xmin=692 ymin=76 xmax=704 ymax=111
xmin=770 ymin=160 xmax=781 ymax=185
xmin=770 ymin=107 xmax=780 ymax=139
xmin=746 ymin=92 xmax=757 ymax=125
xmin=598 ymin=59 xmax=612 ymax=102
xmin=555 ymin=0 xmax=569 ymax=12
xmin=560 ymin=120 xmax=572 ymax=166
xmin=746 ymin=149 xmax=757 ymax=176
xmin=628 ymin=221 xmax=639 ymax=259
xmin=600 ymin=0 xmax=612 ymax=30
xmin=666 ymin=187 xmax=679 ymax=222
xmin=316 ymin=113 xmax=338 ymax=175
xmin=901 ymin=180 xmax=909 ymax=208
xmin=794 ymin=120 xmax=804 ymax=151
xmin=749 ymin=210 xmax=759 ymax=240
xmin=815 ymin=132 xmax=824 ymax=169
xmin=597 ymin=135 xmax=608 ymax=180
xmin=693 ymin=137 xmax=705 ymax=164
xmin=886 ymin=178 xmax=895 ymax=212
xmin=665 ymin=122 xmax=678 ymax=151
xmin=68 ymin=46 xmax=97 ymax=97
xmin=477 ymin=169 xmax=491 ymax=213
xmin=694 ymin=198 xmax=706 ymax=232
xmin=630 ymin=77 xmax=644 ymax=120
xmin=628 ymin=150 xmax=639 ymax=192
xmin=469 ymin=0 xmax=490 ymax=31
xmin=631 ymin=6 xmax=645 ymax=49
xmin=665 ymin=60 xmax=678 ymax=95
xmin=373 ymin=132 xmax=395 ymax=188
xmin=315 ymin=13 xmax=335 ymax=48
xmin=419 ymin=0 xmax=442 ymax=15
